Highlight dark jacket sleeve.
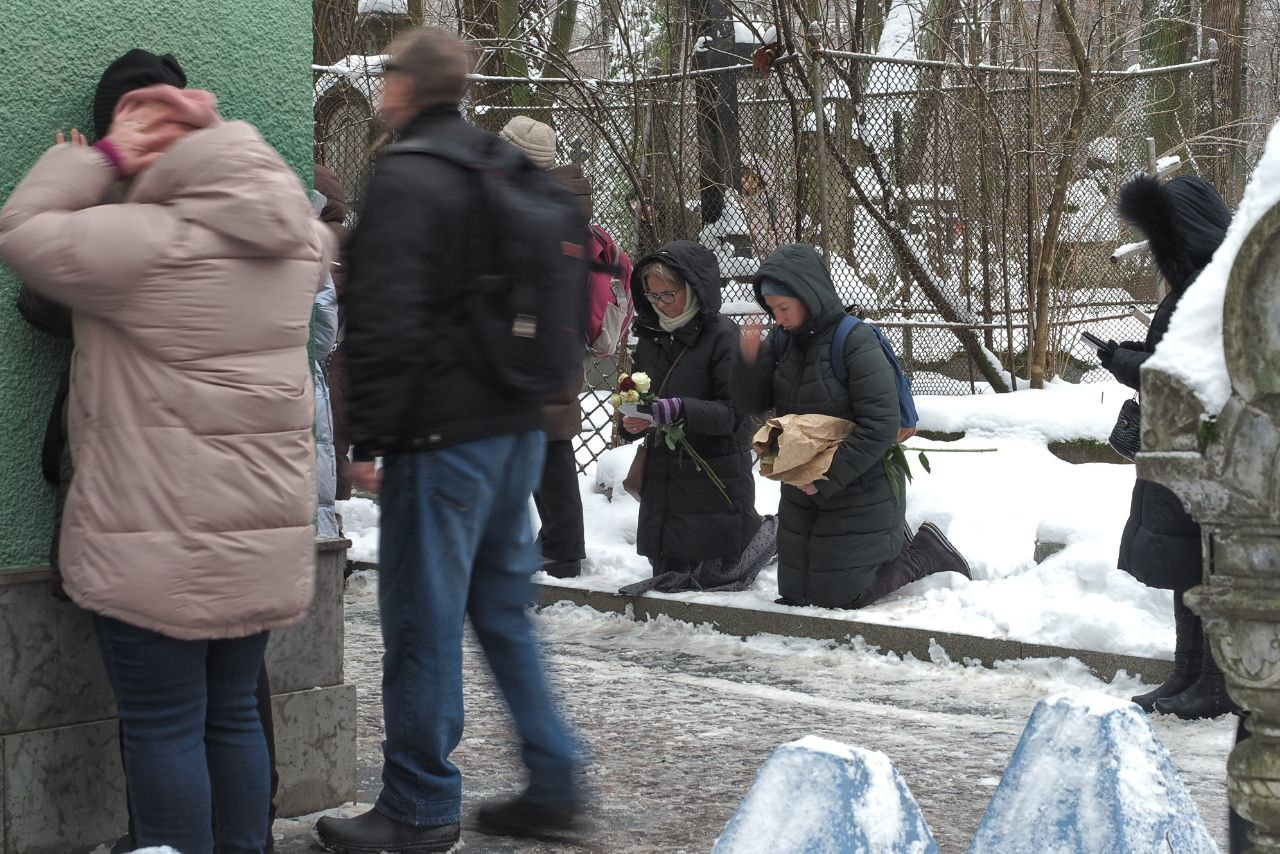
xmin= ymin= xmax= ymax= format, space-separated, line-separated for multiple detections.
xmin=16 ymin=285 xmax=72 ymax=339
xmin=343 ymin=158 xmax=436 ymax=459
xmin=681 ymin=324 xmax=742 ymax=437
xmin=816 ymin=327 xmax=899 ymax=498
xmin=1107 ymin=347 xmax=1149 ymax=392
xmin=730 ymin=339 xmax=776 ymax=417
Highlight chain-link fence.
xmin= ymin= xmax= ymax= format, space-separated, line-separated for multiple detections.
xmin=314 ymin=51 xmax=1215 ymax=471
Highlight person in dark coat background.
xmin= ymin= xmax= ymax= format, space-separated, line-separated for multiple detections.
xmin=733 ymin=244 xmax=969 ymax=609
xmin=500 ymin=114 xmax=593 ymax=579
xmin=620 ymin=241 xmax=771 ymax=586
xmin=1102 ymin=173 xmax=1236 ymax=720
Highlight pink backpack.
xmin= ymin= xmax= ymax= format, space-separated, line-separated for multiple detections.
xmin=586 ymin=226 xmax=634 ymax=358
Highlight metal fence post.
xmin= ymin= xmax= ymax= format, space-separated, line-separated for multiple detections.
xmin=807 ymin=21 xmax=830 ymax=258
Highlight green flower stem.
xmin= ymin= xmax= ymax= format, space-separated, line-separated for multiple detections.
xmin=659 ymin=422 xmax=733 ymax=507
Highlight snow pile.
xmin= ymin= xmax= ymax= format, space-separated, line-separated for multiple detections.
xmin=1146 ymin=117 xmax=1280 ymax=414
xmin=875 ymin=0 xmax=923 ymax=60
xmin=715 ymin=736 xmax=938 ymax=854
xmin=733 ymin=22 xmax=777 ymax=44
xmin=357 ymin=0 xmax=408 ymax=13
xmin=336 ymin=497 xmax=381 ymax=563
xmin=128 ymin=849 xmax=182 ymax=854
xmin=969 ymin=694 xmax=1218 ymax=853
xmin=313 ymin=54 xmax=387 ymax=105
xmin=915 ymin=380 xmax=1133 ymax=442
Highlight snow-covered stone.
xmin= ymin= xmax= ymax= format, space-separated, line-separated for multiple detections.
xmin=714 ymin=736 xmax=939 ymax=853
xmin=969 ymin=694 xmax=1218 ymax=854
xmin=1146 ymin=117 xmax=1280 ymax=414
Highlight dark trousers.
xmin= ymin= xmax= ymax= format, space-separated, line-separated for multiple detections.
xmin=533 ymin=440 xmax=585 ymax=563
xmin=118 ymin=649 xmax=279 ymax=851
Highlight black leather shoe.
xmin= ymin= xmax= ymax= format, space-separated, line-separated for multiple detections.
xmin=315 ymin=808 xmax=461 ymax=853
xmin=476 ymin=794 xmax=581 ymax=839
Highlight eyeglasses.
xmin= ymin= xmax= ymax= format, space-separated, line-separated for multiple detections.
xmin=644 ymin=289 xmax=682 ymax=305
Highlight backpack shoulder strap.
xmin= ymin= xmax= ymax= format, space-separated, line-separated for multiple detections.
xmin=384 ymin=138 xmax=466 ymax=167
xmin=588 ymin=225 xmax=623 ymax=276
xmin=829 ymin=314 xmax=861 ymax=386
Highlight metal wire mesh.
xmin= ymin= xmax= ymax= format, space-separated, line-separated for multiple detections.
xmin=313 ymin=54 xmax=1214 ymax=470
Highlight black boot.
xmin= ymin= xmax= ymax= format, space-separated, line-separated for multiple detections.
xmin=314 ymin=808 xmax=461 ymax=853
xmin=848 ymin=523 xmax=970 ymax=608
xmin=910 ymin=522 xmax=971 ymax=578
xmin=1132 ymin=590 xmax=1202 ymax=712
xmin=476 ymin=793 xmax=582 ymax=839
xmin=1154 ymin=637 xmax=1241 ymax=720
xmin=543 ymin=558 xmax=582 ymax=579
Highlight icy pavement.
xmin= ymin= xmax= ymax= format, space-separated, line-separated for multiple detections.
xmin=276 ymin=572 xmax=1234 ymax=852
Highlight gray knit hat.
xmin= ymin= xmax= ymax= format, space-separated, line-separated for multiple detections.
xmin=500 ymin=116 xmax=557 ymax=169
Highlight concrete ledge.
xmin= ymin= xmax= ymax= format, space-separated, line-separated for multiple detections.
xmin=0 ymin=684 xmax=357 ymax=854
xmin=272 ymin=684 xmax=358 ymax=818
xmin=534 ymin=583 xmax=1173 ymax=684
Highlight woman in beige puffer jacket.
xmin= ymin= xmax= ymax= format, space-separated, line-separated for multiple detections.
xmin=0 ymin=85 xmax=329 ymax=851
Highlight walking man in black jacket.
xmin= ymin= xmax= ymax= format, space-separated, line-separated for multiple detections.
xmin=315 ymin=28 xmax=581 ymax=853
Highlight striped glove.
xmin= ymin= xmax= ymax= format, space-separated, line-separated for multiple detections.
xmin=650 ymin=398 xmax=683 ymax=425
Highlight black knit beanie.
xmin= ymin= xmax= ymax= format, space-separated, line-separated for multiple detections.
xmin=92 ymin=49 xmax=188 ymax=139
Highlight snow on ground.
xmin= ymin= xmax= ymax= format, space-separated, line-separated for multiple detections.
xmin=338 ymin=379 xmax=1173 ymax=659
xmin=261 ymin=579 xmax=1232 ymax=852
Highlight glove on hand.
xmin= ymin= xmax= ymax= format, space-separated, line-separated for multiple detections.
xmin=650 ymin=398 xmax=683 ymax=425
xmin=1098 ymin=341 xmax=1118 ymax=370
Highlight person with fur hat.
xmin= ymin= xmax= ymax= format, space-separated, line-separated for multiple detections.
xmin=0 ymin=81 xmax=330 ymax=850
xmin=500 ymin=115 xmax=589 ymax=578
xmin=733 ymin=244 xmax=971 ymax=609
xmin=1103 ymin=173 xmax=1237 ymax=720
xmin=316 ymin=29 xmax=582 ymax=851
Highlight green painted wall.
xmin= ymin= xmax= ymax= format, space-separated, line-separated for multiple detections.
xmin=0 ymin=2 xmax=313 ymax=569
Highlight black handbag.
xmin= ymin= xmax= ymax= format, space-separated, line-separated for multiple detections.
xmin=1108 ymin=398 xmax=1142 ymax=461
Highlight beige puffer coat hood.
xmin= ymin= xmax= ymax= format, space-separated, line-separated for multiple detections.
xmin=0 ymin=121 xmax=331 ymax=639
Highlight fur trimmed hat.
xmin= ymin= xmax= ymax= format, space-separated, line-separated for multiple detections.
xmin=1117 ymin=173 xmax=1231 ymax=291
xmin=500 ymin=116 xmax=557 ymax=169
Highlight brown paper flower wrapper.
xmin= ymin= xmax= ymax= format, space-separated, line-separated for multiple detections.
xmin=751 ymin=414 xmax=854 ymax=487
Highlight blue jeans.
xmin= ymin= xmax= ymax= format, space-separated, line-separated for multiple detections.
xmin=375 ymin=430 xmax=578 ymax=827
xmin=94 ymin=616 xmax=271 ymax=853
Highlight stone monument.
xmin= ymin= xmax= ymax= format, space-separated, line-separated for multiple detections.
xmin=1139 ymin=163 xmax=1280 ymax=850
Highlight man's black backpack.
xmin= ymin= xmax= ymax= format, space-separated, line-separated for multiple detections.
xmin=385 ymin=134 xmax=590 ymax=400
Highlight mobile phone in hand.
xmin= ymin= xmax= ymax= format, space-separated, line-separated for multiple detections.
xmin=1080 ymin=330 xmax=1114 ymax=352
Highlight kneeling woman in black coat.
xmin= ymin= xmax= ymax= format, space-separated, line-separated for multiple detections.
xmin=620 ymin=241 xmax=772 ymax=586
xmin=733 ymin=244 xmax=969 ymax=608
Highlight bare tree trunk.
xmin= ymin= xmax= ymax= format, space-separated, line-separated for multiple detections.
xmin=1028 ymin=0 xmax=1092 ymax=388
xmin=1204 ymin=0 xmax=1248 ymax=203
xmin=1141 ymin=0 xmax=1194 ymax=152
